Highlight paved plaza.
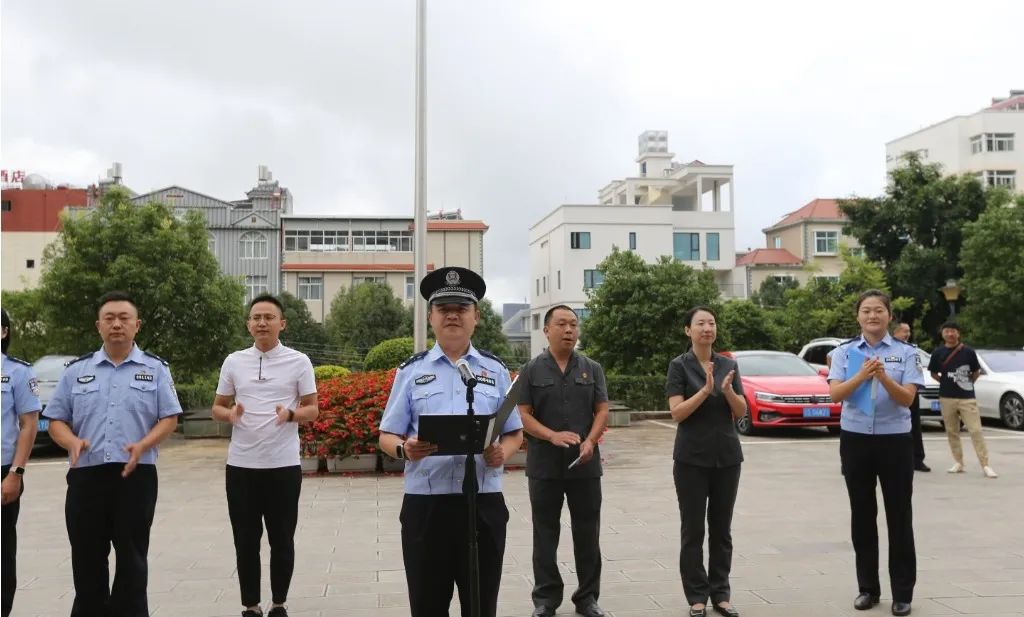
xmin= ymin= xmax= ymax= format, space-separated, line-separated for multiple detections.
xmin=11 ymin=421 xmax=1024 ymax=617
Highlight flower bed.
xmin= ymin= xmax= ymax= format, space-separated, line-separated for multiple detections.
xmin=301 ymin=369 xmax=396 ymax=460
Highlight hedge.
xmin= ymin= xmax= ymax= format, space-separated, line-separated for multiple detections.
xmin=606 ymin=375 xmax=666 ymax=412
xmin=314 ymin=365 xmax=351 ymax=380
xmin=175 ymin=370 xmax=219 ymax=411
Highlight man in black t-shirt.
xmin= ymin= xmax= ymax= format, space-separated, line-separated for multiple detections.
xmin=926 ymin=321 xmax=997 ymax=478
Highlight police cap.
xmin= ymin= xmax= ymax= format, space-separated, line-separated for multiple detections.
xmin=419 ymin=267 xmax=486 ymax=305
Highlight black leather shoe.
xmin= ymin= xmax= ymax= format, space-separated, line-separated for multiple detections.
xmin=532 ymin=607 xmax=555 ymax=617
xmin=713 ymin=603 xmax=740 ymax=617
xmin=577 ymin=603 xmax=606 ymax=617
xmin=854 ymin=593 xmax=880 ymax=610
xmin=914 ymin=462 xmax=931 ymax=472
xmin=891 ymin=601 xmax=911 ymax=616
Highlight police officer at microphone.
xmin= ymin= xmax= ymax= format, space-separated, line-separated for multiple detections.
xmin=379 ymin=267 xmax=524 ymax=617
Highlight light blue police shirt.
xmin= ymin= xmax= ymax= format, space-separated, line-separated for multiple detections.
xmin=828 ymin=334 xmax=924 ymax=435
xmin=379 ymin=343 xmax=524 ymax=495
xmin=2 ymin=354 xmax=42 ymax=466
xmin=43 ymin=345 xmax=182 ymax=468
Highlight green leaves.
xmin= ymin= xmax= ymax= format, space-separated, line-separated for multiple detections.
xmin=325 ymin=281 xmax=410 ymax=357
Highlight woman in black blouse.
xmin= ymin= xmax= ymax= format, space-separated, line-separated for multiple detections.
xmin=666 ymin=306 xmax=747 ymax=617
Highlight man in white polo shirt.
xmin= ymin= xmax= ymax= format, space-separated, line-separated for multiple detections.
xmin=213 ymin=294 xmax=319 ymax=617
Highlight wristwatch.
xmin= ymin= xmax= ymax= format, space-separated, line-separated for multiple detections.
xmin=11 ymin=466 xmax=25 ymax=476
xmin=395 ymin=442 xmax=406 ymax=460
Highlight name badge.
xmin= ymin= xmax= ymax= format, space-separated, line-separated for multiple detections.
xmin=884 ymin=356 xmax=903 ymax=363
xmin=0 ymin=376 xmax=8 ymax=383
xmin=77 ymin=375 xmax=96 ymax=384
xmin=135 ymin=373 xmax=155 ymax=382
xmin=415 ymin=374 xmax=436 ymax=385
xmin=475 ymin=374 xmax=496 ymax=387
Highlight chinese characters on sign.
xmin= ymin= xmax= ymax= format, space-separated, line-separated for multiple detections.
xmin=1 ymin=170 xmax=27 ymax=185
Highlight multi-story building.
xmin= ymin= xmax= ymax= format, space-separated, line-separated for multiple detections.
xmin=129 ymin=165 xmax=291 ymax=300
xmin=281 ymin=213 xmax=487 ymax=322
xmin=886 ymin=90 xmax=1023 ymax=190
xmin=528 ymin=131 xmax=738 ymax=354
xmin=732 ymin=198 xmax=863 ymax=297
xmin=1 ymin=173 xmax=87 ymax=291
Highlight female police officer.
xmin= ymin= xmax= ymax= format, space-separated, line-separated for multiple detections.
xmin=1 ymin=308 xmax=42 ymax=617
xmin=828 ymin=290 xmax=923 ymax=617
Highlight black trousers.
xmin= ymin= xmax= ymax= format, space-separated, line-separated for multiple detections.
xmin=840 ymin=431 xmax=916 ymax=603
xmin=673 ymin=462 xmax=741 ymax=606
xmin=225 ymin=465 xmax=302 ymax=607
xmin=528 ymin=477 xmax=602 ymax=610
xmin=910 ymin=407 xmax=926 ymax=465
xmin=1 ymin=465 xmax=24 ymax=617
xmin=401 ymin=493 xmax=509 ymax=617
xmin=65 ymin=463 xmax=158 ymax=617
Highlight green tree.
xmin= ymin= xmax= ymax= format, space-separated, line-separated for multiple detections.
xmin=959 ymin=192 xmax=1024 ymax=347
xmin=469 ymin=299 xmax=512 ymax=361
xmin=278 ymin=291 xmax=332 ymax=364
xmin=37 ymin=187 xmax=245 ymax=379
xmin=365 ymin=337 xmax=416 ymax=371
xmin=1 ymin=288 xmax=58 ymax=362
xmin=717 ymin=300 xmax=783 ymax=351
xmin=751 ymin=276 xmax=799 ymax=308
xmin=325 ymin=281 xmax=410 ymax=360
xmin=839 ymin=152 xmax=989 ymax=340
xmin=578 ymin=249 xmax=721 ymax=375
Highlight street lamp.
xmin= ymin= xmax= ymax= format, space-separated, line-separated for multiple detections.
xmin=939 ymin=279 xmax=961 ymax=316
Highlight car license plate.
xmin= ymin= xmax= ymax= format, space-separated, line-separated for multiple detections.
xmin=38 ymin=418 xmax=49 ymax=431
xmin=803 ymin=407 xmax=830 ymax=418
xmin=930 ymin=400 xmax=941 ymax=411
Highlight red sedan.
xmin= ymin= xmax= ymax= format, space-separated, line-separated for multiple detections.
xmin=731 ymin=351 xmax=840 ymax=436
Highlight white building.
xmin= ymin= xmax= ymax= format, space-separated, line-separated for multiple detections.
xmin=886 ymin=90 xmax=1024 ymax=190
xmin=527 ymin=131 xmax=738 ymax=355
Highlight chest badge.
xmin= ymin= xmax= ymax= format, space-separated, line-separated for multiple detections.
xmin=77 ymin=375 xmax=96 ymax=384
xmin=0 ymin=375 xmax=8 ymax=384
xmin=582 ymin=372 xmax=588 ymax=379
xmin=135 ymin=373 xmax=155 ymax=382
xmin=414 ymin=374 xmax=436 ymax=385
xmin=474 ymin=374 xmax=496 ymax=387
xmin=884 ymin=356 xmax=903 ymax=364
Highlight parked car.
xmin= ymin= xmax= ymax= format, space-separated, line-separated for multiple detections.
xmin=798 ymin=337 xmax=941 ymax=422
xmin=30 ymin=354 xmax=76 ymax=447
xmin=973 ymin=349 xmax=1024 ymax=431
xmin=731 ymin=351 xmax=841 ymax=435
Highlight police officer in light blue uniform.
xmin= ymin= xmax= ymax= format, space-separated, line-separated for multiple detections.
xmin=43 ymin=291 xmax=182 ymax=617
xmin=1 ymin=308 xmax=42 ymax=617
xmin=379 ymin=267 xmax=524 ymax=617
xmin=828 ymin=290 xmax=924 ymax=617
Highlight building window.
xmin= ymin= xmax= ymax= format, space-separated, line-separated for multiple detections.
xmin=814 ymin=231 xmax=839 ymax=255
xmin=815 ymin=275 xmax=840 ymax=284
xmin=628 ymin=232 xmax=637 ymax=250
xmin=239 ymin=231 xmax=269 ymax=259
xmin=849 ymin=246 xmax=864 ymax=257
xmin=26 ymin=259 xmax=35 ymax=269
xmin=707 ymin=232 xmax=720 ymax=261
xmin=536 ymin=279 xmax=540 ymax=296
xmin=574 ymin=308 xmax=591 ymax=322
xmin=405 ymin=276 xmax=415 ymax=301
xmin=353 ymin=275 xmax=385 ymax=287
xmin=298 ymin=276 xmax=323 ymax=300
xmin=542 ymin=276 xmax=547 ymax=293
xmin=977 ymin=170 xmax=1016 ymax=189
xmin=771 ymin=275 xmax=795 ymax=284
xmin=583 ymin=269 xmax=605 ymax=289
xmin=970 ymin=135 xmax=983 ymax=154
xmin=557 ymin=270 xmax=561 ymax=289
xmin=532 ymin=313 xmax=540 ymax=330
xmin=244 ymin=275 xmax=269 ymax=302
xmin=1 ymin=200 xmax=11 ymax=212
xmin=972 ymin=133 xmax=1016 ymax=154
xmin=570 ymin=231 xmax=591 ymax=249
xmin=673 ymin=232 xmax=700 ymax=261
xmin=773 ymin=236 xmax=782 ymax=249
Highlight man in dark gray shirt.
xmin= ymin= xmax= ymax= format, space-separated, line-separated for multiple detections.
xmin=518 ymin=305 xmax=609 ymax=617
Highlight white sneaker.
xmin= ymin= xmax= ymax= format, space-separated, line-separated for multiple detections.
xmin=983 ymin=466 xmax=998 ymax=478
xmin=948 ymin=462 xmax=964 ymax=473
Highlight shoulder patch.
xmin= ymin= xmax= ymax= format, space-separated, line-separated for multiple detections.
xmin=6 ymin=356 xmax=31 ymax=366
xmin=143 ymin=350 xmax=169 ymax=366
xmin=65 ymin=352 xmax=94 ymax=368
xmin=399 ymin=351 xmax=428 ymax=370
xmin=477 ymin=349 xmax=508 ymax=370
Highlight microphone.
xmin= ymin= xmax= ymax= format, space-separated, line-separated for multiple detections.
xmin=455 ymin=358 xmax=478 ymax=388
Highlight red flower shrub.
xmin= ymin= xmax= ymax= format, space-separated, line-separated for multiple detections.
xmin=300 ymin=369 xmax=397 ymax=459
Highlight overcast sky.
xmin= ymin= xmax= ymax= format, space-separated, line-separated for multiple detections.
xmin=3 ymin=0 xmax=1021 ymax=307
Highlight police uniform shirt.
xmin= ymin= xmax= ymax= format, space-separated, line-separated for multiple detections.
xmin=380 ymin=343 xmax=523 ymax=495
xmin=519 ymin=349 xmax=608 ymax=479
xmin=665 ymin=350 xmax=745 ymax=467
xmin=216 ymin=342 xmax=317 ymax=468
xmin=828 ymin=334 xmax=924 ymax=435
xmin=43 ymin=345 xmax=182 ymax=468
xmin=1 ymin=353 xmax=42 ymax=466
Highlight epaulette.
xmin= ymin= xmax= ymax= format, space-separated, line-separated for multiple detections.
xmin=837 ymin=336 xmax=860 ymax=347
xmin=143 ymin=350 xmax=170 ymax=366
xmin=398 ymin=351 xmax=428 ymax=369
xmin=478 ymin=349 xmax=508 ymax=370
xmin=6 ymin=356 xmax=31 ymax=366
xmin=65 ymin=352 xmax=94 ymax=368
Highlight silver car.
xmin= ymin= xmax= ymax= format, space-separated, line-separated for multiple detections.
xmin=30 ymin=354 xmax=76 ymax=446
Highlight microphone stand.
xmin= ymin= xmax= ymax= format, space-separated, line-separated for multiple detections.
xmin=463 ymin=380 xmax=481 ymax=617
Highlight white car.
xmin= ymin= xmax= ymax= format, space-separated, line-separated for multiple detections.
xmin=797 ymin=337 xmax=942 ymax=421
xmin=973 ymin=349 xmax=1024 ymax=431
